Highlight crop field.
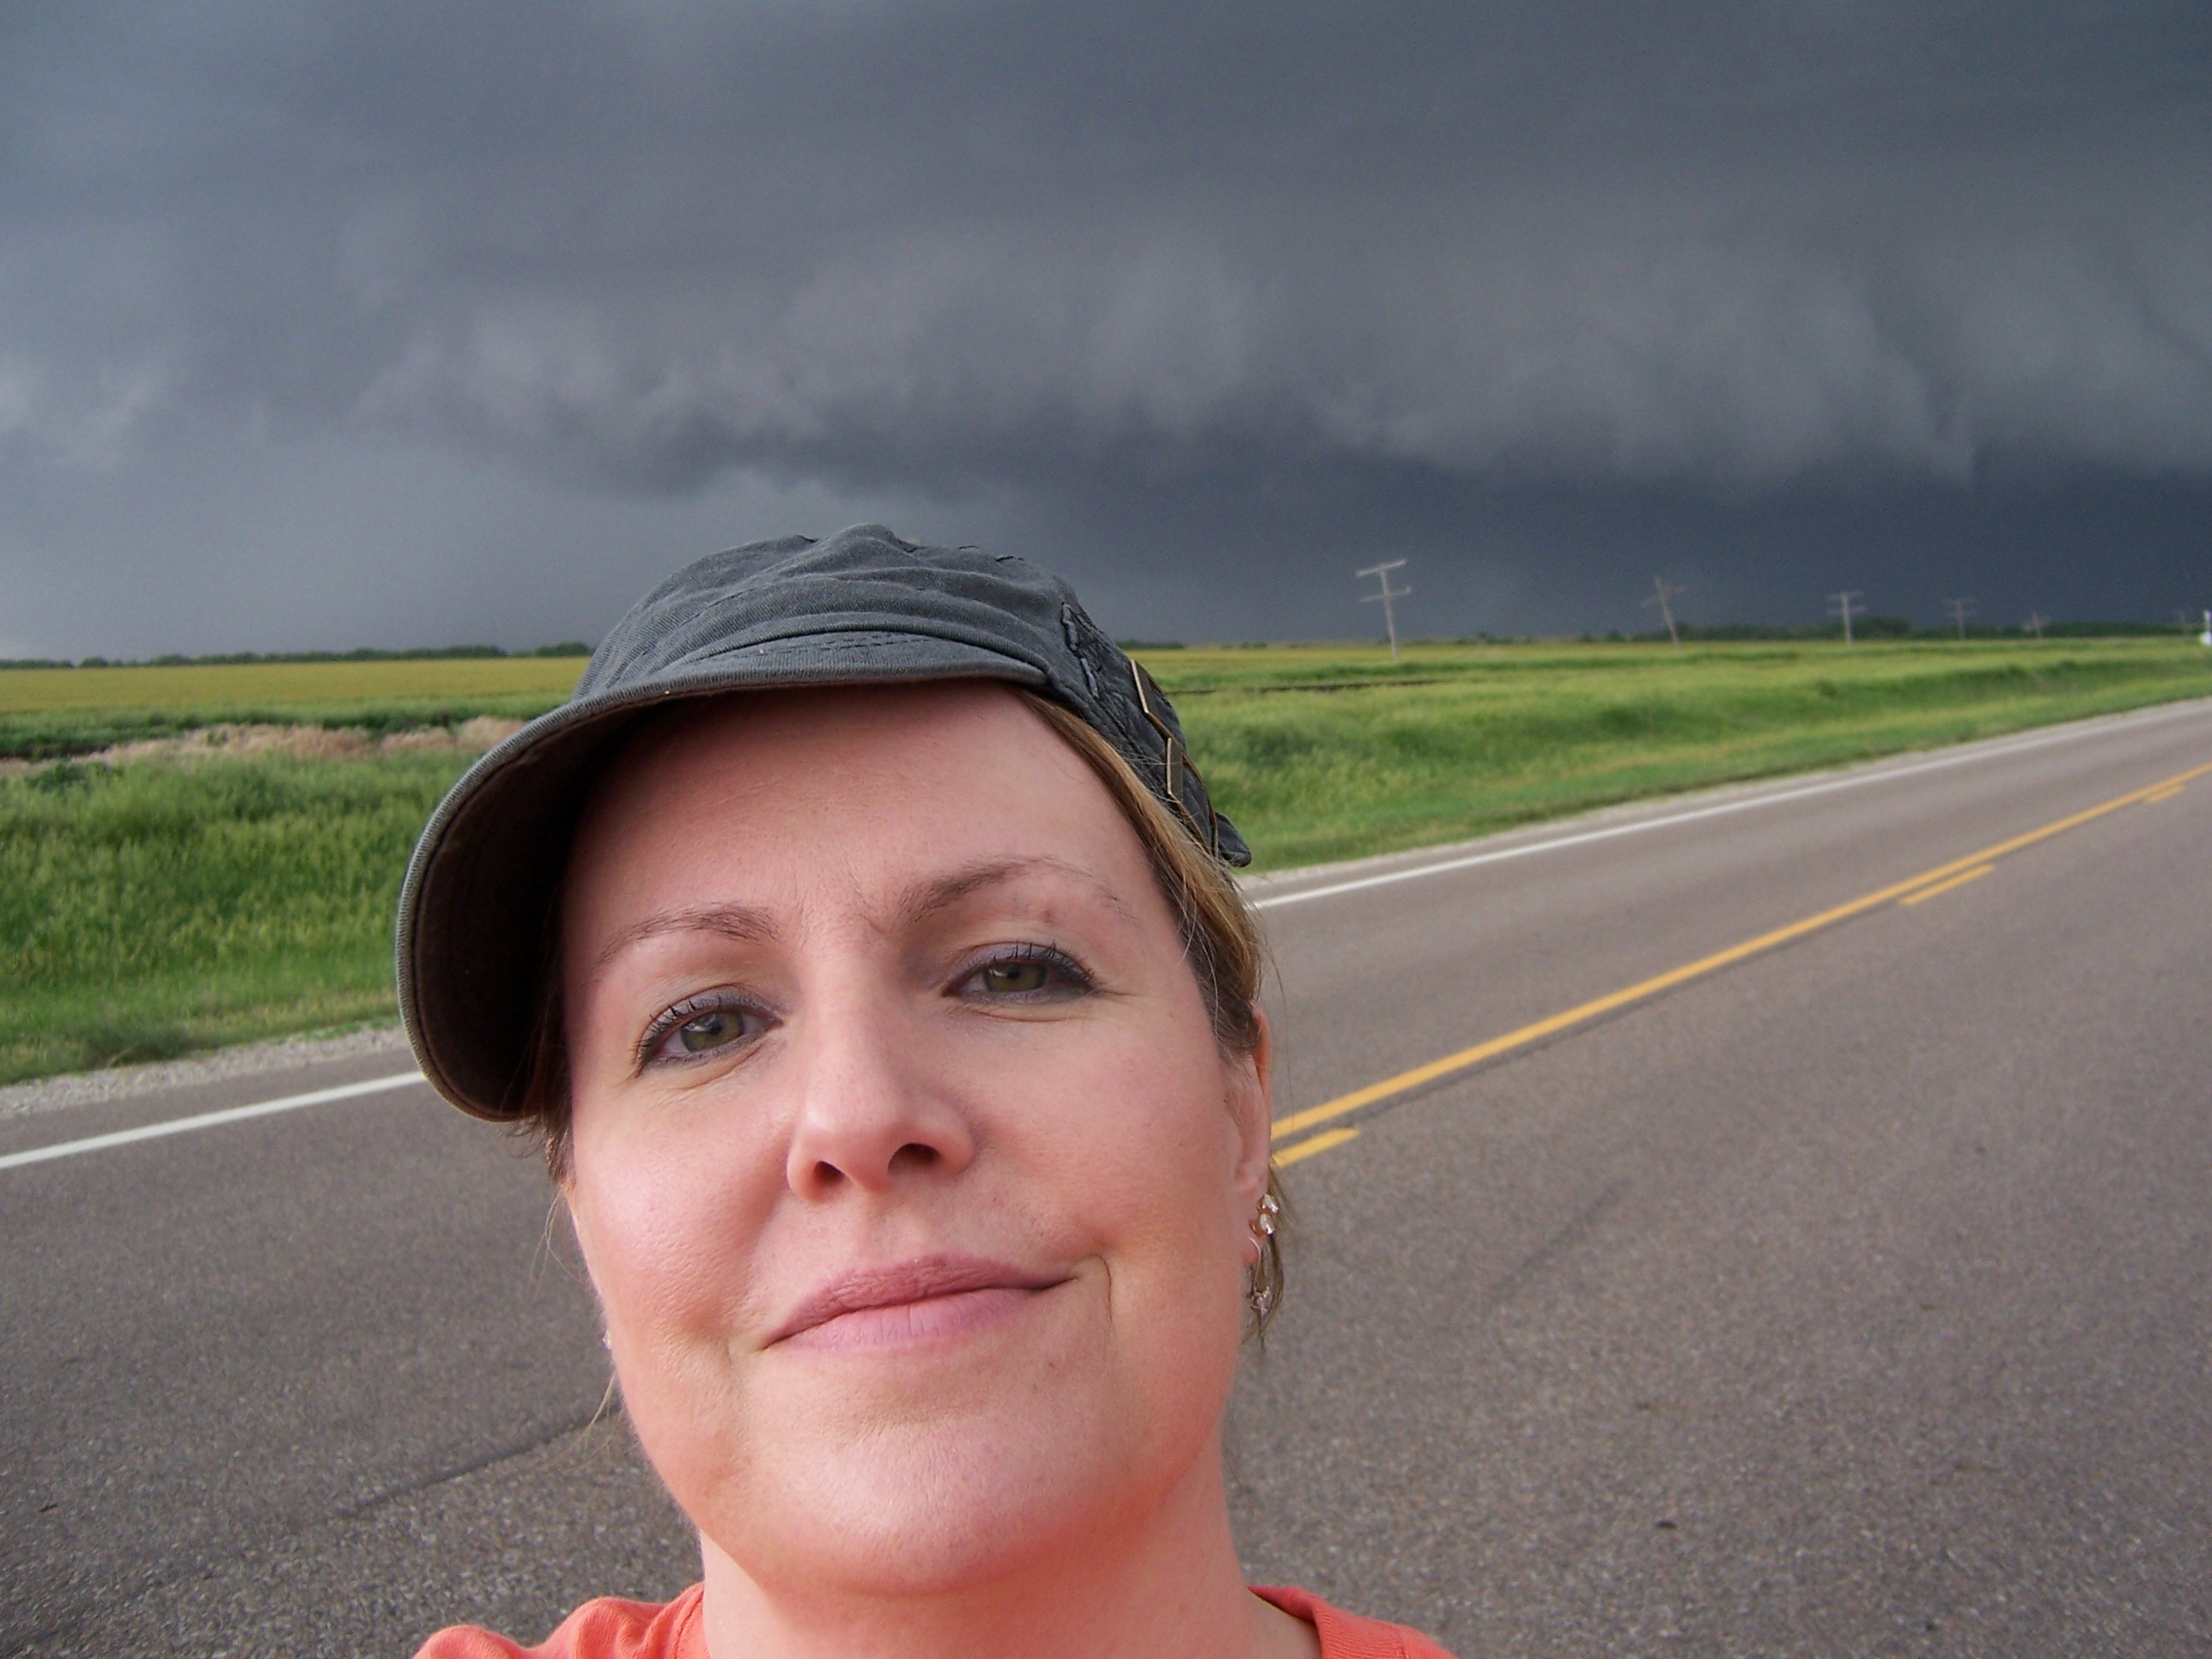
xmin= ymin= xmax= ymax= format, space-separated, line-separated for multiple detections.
xmin=3 ymin=637 xmax=2209 ymax=1083
xmin=0 ymin=655 xmax=588 ymax=759
xmin=0 ymin=656 xmax=591 ymax=714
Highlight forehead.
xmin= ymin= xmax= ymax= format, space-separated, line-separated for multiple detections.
xmin=565 ymin=681 xmax=1144 ymax=925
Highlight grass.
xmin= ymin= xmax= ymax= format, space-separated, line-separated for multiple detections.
xmin=0 ymin=753 xmax=473 ymax=1080
xmin=3 ymin=638 xmax=2208 ymax=1084
xmin=1163 ymin=637 xmax=2212 ymax=868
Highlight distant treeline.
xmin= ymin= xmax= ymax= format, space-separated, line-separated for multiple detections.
xmin=0 ymin=642 xmax=594 ymax=671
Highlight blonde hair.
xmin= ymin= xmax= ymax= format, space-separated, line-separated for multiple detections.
xmin=521 ymin=686 xmax=1285 ymax=1328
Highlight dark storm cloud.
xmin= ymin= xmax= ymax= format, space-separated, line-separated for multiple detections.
xmin=1 ymin=1 xmax=2209 ymax=651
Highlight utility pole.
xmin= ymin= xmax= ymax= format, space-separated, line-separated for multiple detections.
xmin=1826 ymin=590 xmax=1864 ymax=647
xmin=1643 ymin=576 xmax=1687 ymax=649
xmin=2201 ymin=609 xmax=2211 ymax=647
xmin=1944 ymin=597 xmax=1976 ymax=641
xmin=2024 ymin=611 xmax=2047 ymax=641
xmin=1357 ymin=560 xmax=1411 ymax=659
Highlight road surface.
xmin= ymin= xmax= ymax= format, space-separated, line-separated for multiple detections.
xmin=4 ymin=699 xmax=2210 ymax=1656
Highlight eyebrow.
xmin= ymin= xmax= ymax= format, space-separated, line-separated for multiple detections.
xmin=588 ymin=857 xmax=1133 ymax=977
xmin=590 ymin=901 xmax=780 ymax=973
xmin=900 ymin=856 xmax=1137 ymax=925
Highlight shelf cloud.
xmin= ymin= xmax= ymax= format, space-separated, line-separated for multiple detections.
xmin=3 ymin=1 xmax=2208 ymax=650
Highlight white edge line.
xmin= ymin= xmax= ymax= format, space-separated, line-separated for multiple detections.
xmin=1251 ymin=696 xmax=2212 ymax=910
xmin=0 ymin=1070 xmax=426 ymax=1173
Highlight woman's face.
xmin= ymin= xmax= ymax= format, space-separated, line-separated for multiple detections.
xmin=560 ymin=683 xmax=1273 ymax=1598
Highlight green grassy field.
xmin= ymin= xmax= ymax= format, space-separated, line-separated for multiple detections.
xmin=1167 ymin=637 xmax=2212 ymax=866
xmin=0 ymin=656 xmax=587 ymax=759
xmin=3 ymin=638 xmax=2208 ymax=1083
xmin=1 ymin=751 xmax=473 ymax=1079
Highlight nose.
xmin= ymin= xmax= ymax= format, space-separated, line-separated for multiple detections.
xmin=781 ymin=988 xmax=977 ymax=1200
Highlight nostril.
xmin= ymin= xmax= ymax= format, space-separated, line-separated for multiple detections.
xmin=890 ymin=1142 xmax=939 ymax=1173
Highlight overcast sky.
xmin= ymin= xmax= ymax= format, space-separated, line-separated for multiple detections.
xmin=3 ymin=0 xmax=2209 ymax=655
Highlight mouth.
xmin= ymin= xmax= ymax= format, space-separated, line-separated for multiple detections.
xmin=770 ymin=1255 xmax=1073 ymax=1352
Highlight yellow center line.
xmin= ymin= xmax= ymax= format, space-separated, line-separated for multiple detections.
xmin=2142 ymin=785 xmax=2185 ymax=805
xmin=1275 ymin=1127 xmax=1360 ymax=1166
xmin=1270 ymin=757 xmax=2212 ymax=1152
xmin=1898 ymin=864 xmax=1995 ymax=906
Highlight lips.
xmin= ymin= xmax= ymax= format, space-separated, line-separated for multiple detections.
xmin=769 ymin=1255 xmax=1070 ymax=1350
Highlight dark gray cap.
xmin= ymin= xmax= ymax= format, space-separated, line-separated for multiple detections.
xmin=395 ymin=523 xmax=1249 ymax=1121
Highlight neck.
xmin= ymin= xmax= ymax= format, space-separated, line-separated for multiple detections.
xmin=696 ymin=1432 xmax=1311 ymax=1659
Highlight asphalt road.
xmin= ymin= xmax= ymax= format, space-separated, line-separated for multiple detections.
xmin=5 ymin=699 xmax=2211 ymax=1657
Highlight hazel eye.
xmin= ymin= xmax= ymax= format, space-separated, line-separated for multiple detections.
xmin=957 ymin=946 xmax=1091 ymax=1002
xmin=980 ymin=960 xmax=1049 ymax=994
xmin=677 ymin=1007 xmax=753 ymax=1052
xmin=641 ymin=996 xmax=772 ymax=1065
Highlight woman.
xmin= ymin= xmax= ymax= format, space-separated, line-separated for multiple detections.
xmin=399 ymin=526 xmax=1455 ymax=1658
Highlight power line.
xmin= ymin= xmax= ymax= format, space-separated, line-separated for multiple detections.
xmin=1357 ymin=560 xmax=1411 ymax=660
xmin=1825 ymin=590 xmax=1864 ymax=647
xmin=1943 ymin=597 xmax=1977 ymax=641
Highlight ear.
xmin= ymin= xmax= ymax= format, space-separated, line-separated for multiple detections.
xmin=1224 ymin=1001 xmax=1274 ymax=1208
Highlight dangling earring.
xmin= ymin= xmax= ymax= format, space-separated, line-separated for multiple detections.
xmin=1247 ymin=1193 xmax=1280 ymax=1319
xmin=1252 ymin=1191 xmax=1279 ymax=1244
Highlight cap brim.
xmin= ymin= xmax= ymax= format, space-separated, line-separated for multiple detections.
xmin=396 ymin=633 xmax=1046 ymax=1120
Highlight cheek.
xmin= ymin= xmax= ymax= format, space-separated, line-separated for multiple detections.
xmin=566 ymin=1103 xmax=777 ymax=1363
xmin=1020 ymin=1023 xmax=1250 ymax=1327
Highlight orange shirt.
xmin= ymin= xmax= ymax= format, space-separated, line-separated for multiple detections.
xmin=1255 ymin=1585 xmax=1459 ymax=1657
xmin=414 ymin=1583 xmax=1457 ymax=1658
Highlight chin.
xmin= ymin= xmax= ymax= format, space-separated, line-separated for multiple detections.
xmin=626 ymin=1284 xmax=1243 ymax=1598
xmin=705 ymin=1410 xmax=1152 ymax=1596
